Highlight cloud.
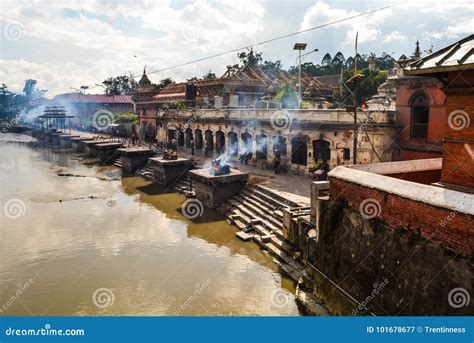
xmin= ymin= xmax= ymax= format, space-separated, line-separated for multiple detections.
xmin=383 ymin=31 xmax=406 ymax=43
xmin=300 ymin=1 xmax=392 ymax=45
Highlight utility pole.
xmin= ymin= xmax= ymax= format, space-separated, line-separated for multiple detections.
xmin=353 ymin=32 xmax=359 ymax=165
xmin=293 ymin=43 xmax=307 ymax=108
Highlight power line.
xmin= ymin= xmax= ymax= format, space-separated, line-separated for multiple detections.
xmin=135 ymin=0 xmax=408 ymax=79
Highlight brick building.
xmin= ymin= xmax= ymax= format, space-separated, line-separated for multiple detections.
xmin=52 ymin=93 xmax=134 ymax=128
xmin=308 ymin=35 xmax=473 ymax=315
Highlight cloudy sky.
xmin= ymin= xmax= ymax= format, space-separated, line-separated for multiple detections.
xmin=1 ymin=0 xmax=472 ymax=96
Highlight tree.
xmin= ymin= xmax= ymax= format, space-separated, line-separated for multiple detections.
xmin=153 ymin=78 xmax=174 ymax=90
xmin=321 ymin=53 xmax=332 ymax=67
xmin=332 ymin=68 xmax=388 ymax=107
xmin=261 ymin=60 xmax=282 ymax=75
xmin=332 ymin=52 xmax=345 ymax=67
xmin=237 ymin=49 xmax=262 ymax=66
xmin=102 ymin=75 xmax=138 ymax=95
xmin=273 ymin=81 xmax=299 ymax=109
xmin=203 ymin=71 xmax=216 ymax=80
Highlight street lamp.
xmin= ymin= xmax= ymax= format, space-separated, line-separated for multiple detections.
xmin=293 ymin=43 xmax=307 ymax=105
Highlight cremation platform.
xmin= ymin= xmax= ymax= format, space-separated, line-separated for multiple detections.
xmin=70 ymin=137 xmax=92 ymax=152
xmin=82 ymin=140 xmax=110 ymax=157
xmin=94 ymin=142 xmax=123 ymax=163
xmin=189 ymin=168 xmax=249 ymax=208
xmin=59 ymin=134 xmax=80 ymax=148
xmin=148 ymin=157 xmax=192 ymax=186
xmin=117 ymin=147 xmax=154 ymax=172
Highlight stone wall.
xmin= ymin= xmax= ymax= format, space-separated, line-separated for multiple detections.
xmin=307 ymin=196 xmax=473 ymax=316
xmin=141 ymin=108 xmax=398 ymax=171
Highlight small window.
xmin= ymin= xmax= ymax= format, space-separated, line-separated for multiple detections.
xmin=343 ymin=148 xmax=350 ymax=160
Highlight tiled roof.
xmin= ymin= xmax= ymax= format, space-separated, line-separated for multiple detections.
xmin=53 ymin=93 xmax=134 ymax=104
xmin=405 ymin=34 xmax=474 ymax=75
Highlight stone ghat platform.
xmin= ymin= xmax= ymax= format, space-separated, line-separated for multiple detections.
xmin=148 ymin=157 xmax=193 ymax=186
xmin=58 ymin=134 xmax=80 ymax=148
xmin=117 ymin=147 xmax=155 ymax=172
xmin=93 ymin=142 xmax=124 ymax=163
xmin=189 ymin=168 xmax=249 ymax=208
xmin=82 ymin=139 xmax=110 ymax=156
xmin=70 ymin=137 xmax=94 ymax=152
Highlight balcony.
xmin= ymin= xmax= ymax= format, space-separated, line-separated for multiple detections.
xmin=411 ymin=123 xmax=428 ymax=139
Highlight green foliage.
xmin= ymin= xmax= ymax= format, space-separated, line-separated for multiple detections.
xmin=288 ymin=52 xmax=396 ymax=77
xmin=152 ymin=78 xmax=175 ymax=90
xmin=163 ymin=102 xmax=186 ymax=110
xmin=273 ymin=81 xmax=299 ymax=109
xmin=261 ymin=60 xmax=283 ymax=74
xmin=331 ymin=68 xmax=388 ymax=107
xmin=113 ymin=112 xmax=138 ymax=124
xmin=237 ymin=50 xmax=262 ymax=66
xmin=203 ymin=71 xmax=216 ymax=80
xmin=102 ymin=75 xmax=138 ymax=95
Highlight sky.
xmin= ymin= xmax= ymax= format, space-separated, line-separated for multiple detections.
xmin=0 ymin=0 xmax=473 ymax=96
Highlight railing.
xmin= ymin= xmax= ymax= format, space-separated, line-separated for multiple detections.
xmin=411 ymin=123 xmax=428 ymax=139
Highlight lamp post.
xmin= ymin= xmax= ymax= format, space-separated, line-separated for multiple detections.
xmin=293 ymin=43 xmax=307 ymax=106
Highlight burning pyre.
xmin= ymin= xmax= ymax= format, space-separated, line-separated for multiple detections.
xmin=162 ymin=149 xmax=178 ymax=160
xmin=209 ymin=158 xmax=231 ymax=176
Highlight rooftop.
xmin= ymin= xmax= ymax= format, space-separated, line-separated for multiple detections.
xmin=405 ymin=34 xmax=474 ymax=75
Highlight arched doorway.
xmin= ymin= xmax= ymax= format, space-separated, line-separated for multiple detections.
xmin=291 ymin=135 xmax=307 ymax=166
xmin=241 ymin=132 xmax=252 ymax=153
xmin=195 ymin=129 xmax=203 ymax=149
xmin=205 ymin=129 xmax=214 ymax=151
xmin=216 ymin=130 xmax=225 ymax=154
xmin=185 ymin=128 xmax=193 ymax=147
xmin=410 ymin=93 xmax=429 ymax=139
xmin=228 ymin=132 xmax=238 ymax=156
xmin=272 ymin=134 xmax=287 ymax=155
xmin=256 ymin=134 xmax=268 ymax=160
xmin=167 ymin=128 xmax=176 ymax=144
xmin=177 ymin=126 xmax=185 ymax=146
xmin=313 ymin=139 xmax=330 ymax=161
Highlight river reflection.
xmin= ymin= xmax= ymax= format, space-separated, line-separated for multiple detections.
xmin=0 ymin=134 xmax=300 ymax=316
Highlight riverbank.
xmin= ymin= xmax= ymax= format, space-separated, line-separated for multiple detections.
xmin=0 ymin=133 xmax=301 ymax=316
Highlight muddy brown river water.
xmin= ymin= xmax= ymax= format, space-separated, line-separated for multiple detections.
xmin=0 ymin=133 xmax=300 ymax=316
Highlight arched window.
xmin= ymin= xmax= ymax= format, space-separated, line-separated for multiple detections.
xmin=291 ymin=136 xmax=308 ymax=166
xmin=410 ymin=93 xmax=429 ymax=139
xmin=313 ymin=139 xmax=330 ymax=161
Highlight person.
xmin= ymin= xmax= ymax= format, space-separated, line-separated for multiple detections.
xmin=239 ymin=149 xmax=247 ymax=164
xmin=314 ymin=159 xmax=329 ymax=181
xmin=190 ymin=139 xmax=195 ymax=155
xmin=171 ymin=138 xmax=178 ymax=152
xmin=273 ymin=150 xmax=281 ymax=174
xmin=244 ymin=151 xmax=253 ymax=165
xmin=310 ymin=159 xmax=321 ymax=178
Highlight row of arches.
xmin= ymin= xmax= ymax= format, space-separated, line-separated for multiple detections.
xmin=167 ymin=127 xmax=332 ymax=166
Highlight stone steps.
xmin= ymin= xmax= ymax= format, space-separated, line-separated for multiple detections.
xmin=220 ymin=184 xmax=309 ymax=282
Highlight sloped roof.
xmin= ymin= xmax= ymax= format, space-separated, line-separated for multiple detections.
xmin=54 ymin=93 xmax=134 ymax=104
xmin=405 ymin=34 xmax=474 ymax=75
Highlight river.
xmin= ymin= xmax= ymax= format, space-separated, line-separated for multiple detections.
xmin=0 ymin=133 xmax=300 ymax=316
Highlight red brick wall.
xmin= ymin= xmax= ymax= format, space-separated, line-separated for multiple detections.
xmin=330 ymin=177 xmax=473 ymax=255
xmin=441 ymin=70 xmax=474 ymax=188
xmin=395 ymin=80 xmax=446 ymax=145
xmin=397 ymin=149 xmax=442 ymax=161
xmin=385 ymin=169 xmax=441 ymax=184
